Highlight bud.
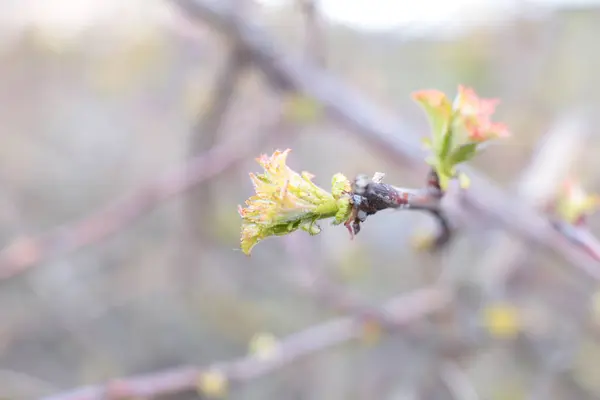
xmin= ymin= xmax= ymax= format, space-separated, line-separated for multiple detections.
xmin=197 ymin=369 xmax=228 ymax=398
xmin=555 ymin=179 xmax=600 ymax=225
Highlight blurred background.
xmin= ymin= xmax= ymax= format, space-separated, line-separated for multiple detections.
xmin=2 ymin=0 xmax=600 ymax=399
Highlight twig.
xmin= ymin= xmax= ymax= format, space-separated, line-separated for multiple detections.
xmin=403 ymin=170 xmax=453 ymax=250
xmin=41 ymin=285 xmax=451 ymax=400
xmin=168 ymin=0 xmax=600 ymax=282
xmin=550 ymin=221 xmax=600 ymax=262
xmin=344 ymin=171 xmax=451 ymax=246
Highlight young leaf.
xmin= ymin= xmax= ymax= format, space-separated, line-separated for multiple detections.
xmin=448 ymin=143 xmax=478 ymax=166
xmin=438 ymin=127 xmax=453 ymax=162
xmin=239 ymin=149 xmax=352 ymax=254
xmin=412 ymin=90 xmax=452 ymax=150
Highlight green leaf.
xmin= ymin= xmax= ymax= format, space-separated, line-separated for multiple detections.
xmin=333 ymin=198 xmax=351 ymax=225
xmin=331 ymin=173 xmax=351 ymax=199
xmin=412 ymin=96 xmax=452 ymax=149
xmin=438 ymin=128 xmax=453 ymax=161
xmin=448 ymin=143 xmax=478 ymax=167
xmin=300 ymin=219 xmax=322 ymax=235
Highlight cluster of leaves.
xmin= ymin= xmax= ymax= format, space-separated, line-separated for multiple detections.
xmin=412 ymin=85 xmax=510 ymax=190
xmin=238 ymin=149 xmax=352 ymax=255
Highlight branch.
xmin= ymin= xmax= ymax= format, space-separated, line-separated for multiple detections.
xmin=343 ymin=171 xmax=451 ymax=247
xmin=439 ymin=361 xmax=480 ymax=400
xmin=186 ymin=47 xmax=248 ymax=244
xmin=169 ymin=0 xmax=427 ymax=164
xmin=550 ymin=221 xmax=600 ymax=262
xmin=169 ymin=0 xmax=600 ymax=282
xmin=297 ymin=0 xmax=326 ymax=66
xmin=0 ymin=133 xmax=264 ymax=281
xmin=473 ymin=111 xmax=591 ymax=295
xmin=41 ymin=286 xmax=451 ymax=400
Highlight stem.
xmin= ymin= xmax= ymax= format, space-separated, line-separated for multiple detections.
xmin=348 ymin=170 xmax=452 ymax=249
xmin=314 ymin=199 xmax=344 ymax=219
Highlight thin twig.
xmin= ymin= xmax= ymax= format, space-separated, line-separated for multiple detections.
xmin=41 ymin=286 xmax=451 ymax=400
xmin=405 ymin=170 xmax=453 ymax=250
xmin=344 ymin=171 xmax=451 ymax=245
xmin=551 ymin=221 xmax=600 ymax=261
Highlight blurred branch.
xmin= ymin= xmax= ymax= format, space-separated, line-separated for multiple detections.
xmin=169 ymin=0 xmax=600 ymax=282
xmin=186 ymin=0 xmax=251 ymax=245
xmin=186 ymin=47 xmax=248 ymax=244
xmin=551 ymin=221 xmax=600 ymax=262
xmin=284 ymin=234 xmax=369 ymax=314
xmin=0 ymin=132 xmax=265 ymax=281
xmin=168 ymin=0 xmax=428 ymax=163
xmin=297 ymin=0 xmax=326 ymax=66
xmin=41 ymin=286 xmax=450 ymax=400
xmin=475 ymin=112 xmax=591 ymax=295
xmin=439 ymin=361 xmax=479 ymax=400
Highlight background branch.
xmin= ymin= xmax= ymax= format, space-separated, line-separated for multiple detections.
xmin=474 ymin=111 xmax=590 ymax=296
xmin=42 ymin=286 xmax=450 ymax=400
xmin=185 ymin=47 xmax=248 ymax=246
xmin=0 ymin=132 xmax=262 ymax=281
xmin=297 ymin=0 xmax=326 ymax=66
